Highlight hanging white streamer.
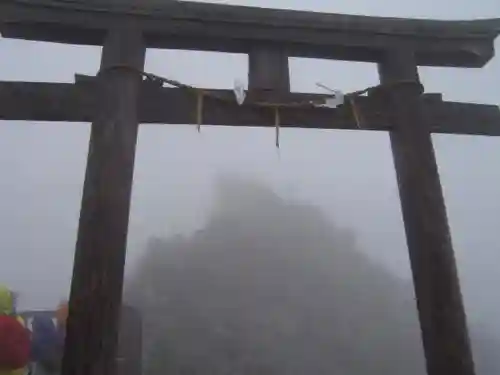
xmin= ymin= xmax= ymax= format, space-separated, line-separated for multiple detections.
xmin=322 ymin=91 xmax=345 ymax=108
xmin=315 ymin=82 xmax=345 ymax=108
xmin=233 ymin=79 xmax=247 ymax=105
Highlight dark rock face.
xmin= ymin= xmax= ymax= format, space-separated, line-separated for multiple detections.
xmin=124 ymin=177 xmax=499 ymax=375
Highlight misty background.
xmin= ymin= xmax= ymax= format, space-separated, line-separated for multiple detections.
xmin=1 ymin=0 xmax=499 ymax=374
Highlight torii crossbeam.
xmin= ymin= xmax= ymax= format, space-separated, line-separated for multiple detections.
xmin=1 ymin=2 xmax=500 ymax=375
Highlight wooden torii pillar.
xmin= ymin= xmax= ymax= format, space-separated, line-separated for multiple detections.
xmin=1 ymin=2 xmax=500 ymax=375
xmin=378 ymin=50 xmax=476 ymax=375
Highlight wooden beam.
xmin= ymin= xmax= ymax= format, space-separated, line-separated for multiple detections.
xmin=247 ymin=44 xmax=290 ymax=146
xmin=61 ymin=24 xmax=146 ymax=375
xmin=248 ymin=45 xmax=290 ymax=92
xmin=378 ymin=51 xmax=475 ymax=375
xmin=1 ymin=80 xmax=499 ymax=136
xmin=1 ymin=1 xmax=499 ymax=67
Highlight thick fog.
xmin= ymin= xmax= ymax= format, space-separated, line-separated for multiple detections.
xmin=0 ymin=0 xmax=499 ymax=373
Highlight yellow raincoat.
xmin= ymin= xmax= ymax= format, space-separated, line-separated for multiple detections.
xmin=0 ymin=285 xmax=28 ymax=375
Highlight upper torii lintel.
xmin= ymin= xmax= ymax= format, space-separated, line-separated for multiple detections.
xmin=1 ymin=0 xmax=500 ymax=67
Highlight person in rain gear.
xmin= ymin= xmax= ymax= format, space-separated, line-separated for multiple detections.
xmin=54 ymin=302 xmax=67 ymax=331
xmin=30 ymin=301 xmax=67 ymax=375
xmin=0 ymin=285 xmax=30 ymax=375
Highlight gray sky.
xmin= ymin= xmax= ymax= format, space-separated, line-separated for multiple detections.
xmin=0 ymin=0 xmax=499 ymax=337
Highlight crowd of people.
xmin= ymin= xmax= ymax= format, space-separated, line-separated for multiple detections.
xmin=0 ymin=284 xmax=67 ymax=375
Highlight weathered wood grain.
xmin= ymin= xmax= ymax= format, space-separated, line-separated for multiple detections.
xmin=61 ymin=24 xmax=146 ymax=375
xmin=1 ymin=80 xmax=499 ymax=136
xmin=1 ymin=0 xmax=499 ymax=67
xmin=379 ymin=50 xmax=475 ymax=375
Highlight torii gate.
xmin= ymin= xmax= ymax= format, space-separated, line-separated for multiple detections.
xmin=1 ymin=1 xmax=499 ymax=375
